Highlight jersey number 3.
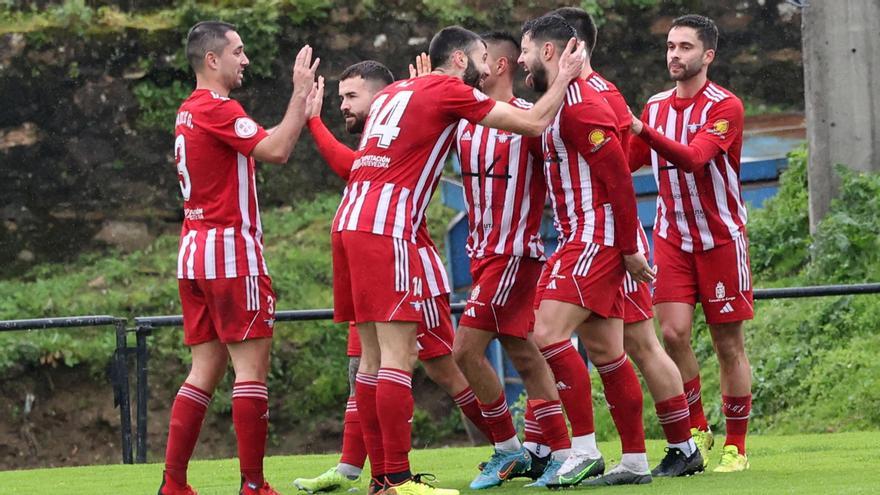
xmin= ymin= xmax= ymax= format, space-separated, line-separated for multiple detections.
xmin=175 ymin=134 xmax=192 ymax=201
xmin=361 ymin=91 xmax=413 ymax=149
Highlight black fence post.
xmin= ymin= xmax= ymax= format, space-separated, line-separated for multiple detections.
xmin=135 ymin=324 xmax=151 ymax=464
xmin=114 ymin=318 xmax=133 ymax=464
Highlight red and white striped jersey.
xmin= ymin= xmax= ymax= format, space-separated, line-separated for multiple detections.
xmin=542 ymin=79 xmax=639 ymax=254
xmin=586 ymin=72 xmax=632 ymax=156
xmin=633 ymin=81 xmax=747 ymax=253
xmin=332 ymin=75 xmax=495 ymax=243
xmin=415 ymin=224 xmax=451 ymax=297
xmin=455 ymin=97 xmax=546 ymax=260
xmin=174 ymin=90 xmax=270 ymax=280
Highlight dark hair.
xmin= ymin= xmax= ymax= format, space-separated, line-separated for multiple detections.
xmin=521 ymin=14 xmax=576 ymax=54
xmin=671 ymin=14 xmax=719 ymax=51
xmin=550 ymin=7 xmax=597 ymax=56
xmin=429 ymin=26 xmax=484 ymax=70
xmin=186 ymin=21 xmax=236 ymax=71
xmin=339 ymin=60 xmax=394 ymax=86
xmin=480 ymin=31 xmax=520 ymax=73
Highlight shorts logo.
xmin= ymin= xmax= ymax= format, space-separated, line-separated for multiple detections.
xmin=470 ymin=285 xmax=481 ymax=301
xmin=464 ymin=307 xmax=477 ymax=318
xmin=410 ymin=300 xmax=423 ymax=312
xmin=715 ymin=282 xmax=726 ymax=300
xmin=234 ymin=117 xmax=258 ymax=138
xmin=720 ymin=302 xmax=734 ymax=314
xmin=547 ymin=260 xmax=563 ymax=290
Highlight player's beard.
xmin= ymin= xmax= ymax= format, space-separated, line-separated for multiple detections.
xmin=668 ymin=58 xmax=702 ymax=82
xmin=344 ymin=111 xmax=366 ymax=134
xmin=463 ymin=56 xmax=483 ymax=89
xmin=527 ymin=60 xmax=549 ymax=93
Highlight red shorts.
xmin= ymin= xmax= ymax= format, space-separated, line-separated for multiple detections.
xmin=535 ymin=242 xmax=625 ymax=319
xmin=179 ymin=275 xmax=276 ymax=346
xmin=460 ymin=255 xmax=543 ymax=339
xmin=653 ymin=234 xmax=754 ymax=324
xmin=346 ymin=294 xmax=454 ymax=360
xmin=622 ymin=273 xmax=653 ymax=324
xmin=332 ymin=231 xmax=423 ymax=324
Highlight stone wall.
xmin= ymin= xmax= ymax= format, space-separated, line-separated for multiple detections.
xmin=0 ymin=0 xmax=803 ymax=274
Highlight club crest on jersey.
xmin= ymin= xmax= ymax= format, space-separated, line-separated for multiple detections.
xmin=234 ymin=117 xmax=258 ymax=138
xmin=588 ymin=129 xmax=610 ymax=152
xmin=495 ymin=131 xmax=512 ymax=144
xmin=708 ymin=119 xmax=729 ymax=138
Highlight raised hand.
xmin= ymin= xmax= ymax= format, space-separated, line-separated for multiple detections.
xmin=408 ymin=52 xmax=432 ymax=78
xmin=305 ymin=76 xmax=325 ymax=119
xmin=557 ymin=38 xmax=586 ymax=82
xmin=292 ymin=44 xmax=320 ymax=97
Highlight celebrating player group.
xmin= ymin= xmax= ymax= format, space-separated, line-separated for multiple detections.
xmin=163 ymin=7 xmax=753 ymax=495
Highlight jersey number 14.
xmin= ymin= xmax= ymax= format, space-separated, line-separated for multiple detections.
xmin=360 ymin=91 xmax=414 ymax=150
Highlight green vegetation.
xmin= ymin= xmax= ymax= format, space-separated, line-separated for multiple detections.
xmin=3 ymin=433 xmax=880 ymax=494
xmin=2 ymin=147 xmax=880 ymax=440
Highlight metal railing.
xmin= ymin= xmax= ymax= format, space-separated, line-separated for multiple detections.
xmin=3 ymin=282 xmax=880 ymax=464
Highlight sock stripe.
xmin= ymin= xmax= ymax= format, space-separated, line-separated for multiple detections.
xmin=453 ymin=388 xmax=477 ymax=406
xmin=532 ymin=405 xmax=563 ymax=420
xmin=595 ymin=354 xmax=628 ymax=374
xmin=685 ymin=390 xmax=701 ymax=405
xmin=346 ymin=397 xmax=358 ymax=412
xmin=356 ymin=373 xmax=378 ymax=386
xmin=177 ymin=386 xmax=211 ymax=408
xmin=377 ymin=369 xmax=412 ymax=388
xmin=233 ymin=383 xmax=268 ymax=400
xmin=657 ymin=409 xmax=690 ymax=424
xmin=540 ymin=341 xmax=574 ymax=361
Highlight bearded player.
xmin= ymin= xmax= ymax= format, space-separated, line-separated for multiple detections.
xmin=551 ymin=6 xmax=704 ymax=478
xmin=293 ymin=59 xmax=492 ymax=494
xmin=330 ymin=26 xmax=584 ymax=495
xmin=630 ymin=14 xmax=753 ymax=473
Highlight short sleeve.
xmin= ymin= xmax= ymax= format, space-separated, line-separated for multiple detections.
xmin=200 ymin=98 xmax=269 ymax=156
xmin=693 ymin=97 xmax=743 ymax=154
xmin=440 ymin=78 xmax=497 ymax=124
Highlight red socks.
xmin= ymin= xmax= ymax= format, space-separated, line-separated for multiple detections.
xmin=340 ymin=396 xmax=367 ymax=468
xmin=376 ymin=368 xmax=414 ymax=475
xmin=164 ymin=383 xmax=211 ymax=487
xmin=453 ymin=387 xmax=494 ymax=442
xmin=595 ymin=354 xmax=645 ymax=454
xmin=540 ymin=340 xmax=595 ymax=436
xmin=523 ymin=402 xmax=547 ymax=445
xmin=684 ymin=375 xmax=710 ymax=431
xmin=722 ymin=394 xmax=752 ymax=454
xmin=529 ymin=399 xmax=571 ymax=452
xmin=355 ymin=372 xmax=384 ymax=478
xmin=655 ymin=393 xmax=692 ymax=444
xmin=232 ymin=381 xmax=269 ymax=486
xmin=477 ymin=392 xmax=517 ymax=443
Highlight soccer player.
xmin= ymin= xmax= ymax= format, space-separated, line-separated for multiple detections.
xmin=629 ymin=14 xmax=753 ymax=473
xmin=293 ymin=60 xmax=492 ymax=494
xmin=552 ymin=7 xmax=704 ymax=478
xmin=162 ymin=22 xmax=317 ymax=495
xmin=449 ymin=31 xmax=563 ymax=489
xmin=331 ymin=25 xmax=584 ymax=495
xmin=518 ymin=15 xmax=654 ymax=487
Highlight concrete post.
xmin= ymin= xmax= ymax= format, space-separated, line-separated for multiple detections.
xmin=802 ymin=0 xmax=880 ymax=231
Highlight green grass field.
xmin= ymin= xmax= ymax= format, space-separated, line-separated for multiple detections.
xmin=3 ymin=433 xmax=879 ymax=495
